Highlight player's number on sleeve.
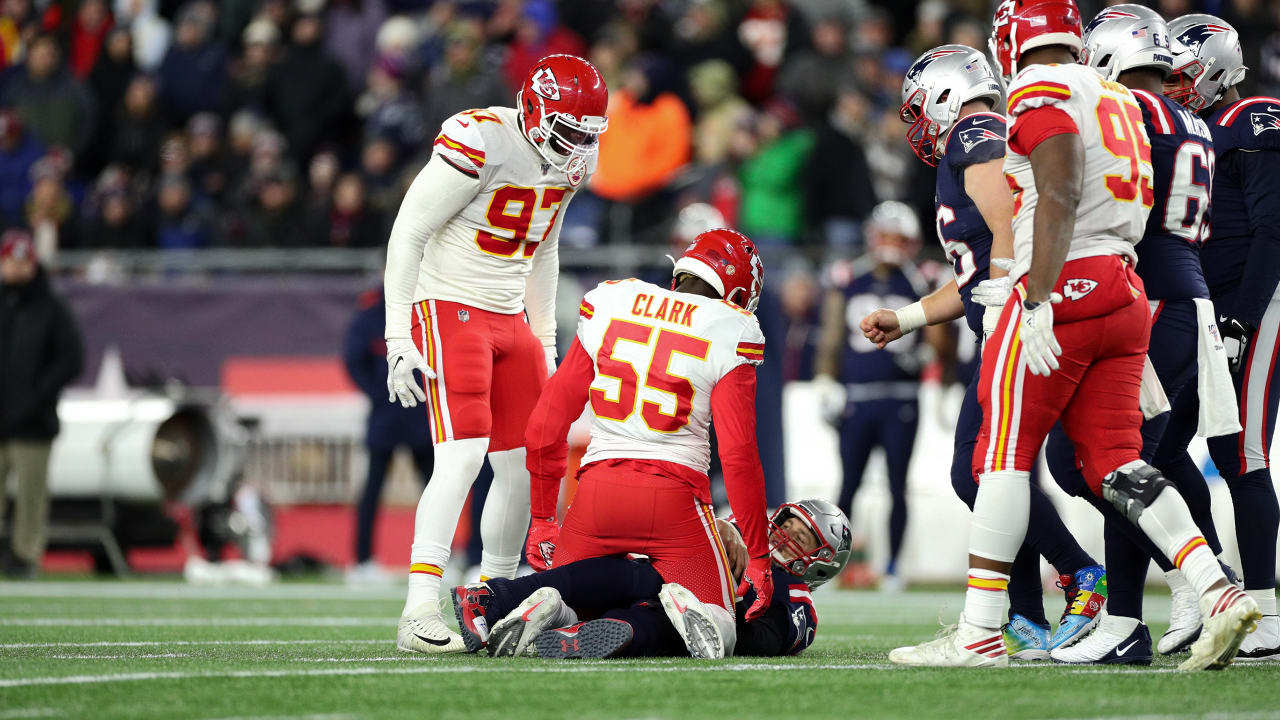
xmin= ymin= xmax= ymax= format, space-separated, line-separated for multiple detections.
xmin=1096 ymin=97 xmax=1154 ymax=208
xmin=475 ymin=185 xmax=569 ymax=258
xmin=936 ymin=205 xmax=976 ymax=287
xmin=1163 ymin=141 xmax=1213 ymax=244
xmin=591 ymin=319 xmax=711 ymax=433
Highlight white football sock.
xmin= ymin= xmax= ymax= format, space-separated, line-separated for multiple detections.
xmin=403 ymin=437 xmax=489 ymax=616
xmin=1247 ymin=588 xmax=1278 ymax=616
xmin=478 ymin=447 xmax=532 ymax=581
xmin=1164 ymin=568 xmax=1191 ymax=594
xmin=1131 ymin=484 xmax=1225 ymax=596
xmin=963 ymin=569 xmax=1010 ymax=630
xmin=969 ymin=470 xmax=1030 ymax=563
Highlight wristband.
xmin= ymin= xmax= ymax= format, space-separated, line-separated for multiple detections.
xmin=894 ymin=301 xmax=928 ymax=335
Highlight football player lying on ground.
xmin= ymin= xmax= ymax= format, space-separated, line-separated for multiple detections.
xmin=451 ymin=500 xmax=851 ymax=659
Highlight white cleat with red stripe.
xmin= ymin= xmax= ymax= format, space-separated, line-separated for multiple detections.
xmin=1180 ymin=585 xmax=1261 ymax=671
xmin=888 ymin=616 xmax=1009 ymax=668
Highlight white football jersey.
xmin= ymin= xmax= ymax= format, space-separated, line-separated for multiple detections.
xmin=417 ymin=106 xmax=593 ymax=314
xmin=1003 ymin=63 xmax=1154 ymax=281
xmin=574 ymin=279 xmax=765 ymax=475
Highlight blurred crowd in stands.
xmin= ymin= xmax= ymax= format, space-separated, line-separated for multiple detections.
xmin=0 ymin=0 xmax=1277 ymax=259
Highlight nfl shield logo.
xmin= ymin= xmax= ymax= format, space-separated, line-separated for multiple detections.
xmin=458 ymin=310 xmax=470 ymax=323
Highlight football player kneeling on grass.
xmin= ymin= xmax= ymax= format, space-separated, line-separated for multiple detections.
xmin=451 ymin=499 xmax=851 ymax=659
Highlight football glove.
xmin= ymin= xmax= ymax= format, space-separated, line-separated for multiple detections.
xmin=738 ymin=556 xmax=774 ymax=622
xmin=812 ymin=374 xmax=846 ymax=426
xmin=386 ymin=338 xmax=435 ymax=408
xmin=543 ymin=345 xmax=557 ymax=379
xmin=1019 ymin=293 xmax=1063 ymax=377
xmin=525 ymin=516 xmax=559 ymax=572
xmin=982 ymin=304 xmax=1003 ymax=339
xmin=1219 ymin=315 xmax=1255 ymax=374
xmin=971 ymin=258 xmax=1015 ymax=309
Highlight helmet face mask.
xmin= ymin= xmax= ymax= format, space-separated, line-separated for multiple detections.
xmin=518 ymin=54 xmax=609 ymax=183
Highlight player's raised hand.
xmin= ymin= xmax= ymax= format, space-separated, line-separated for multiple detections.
xmin=737 ymin=556 xmax=774 ymax=622
xmin=386 ymin=338 xmax=435 ymax=408
xmin=525 ymin=516 xmax=559 ymax=572
xmin=860 ymin=309 xmax=903 ymax=348
xmin=1019 ymin=293 xmax=1063 ymax=376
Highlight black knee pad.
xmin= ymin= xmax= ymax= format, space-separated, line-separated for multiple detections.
xmin=1101 ymin=464 xmax=1174 ymax=524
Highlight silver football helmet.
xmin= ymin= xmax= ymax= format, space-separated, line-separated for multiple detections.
xmin=1166 ymin=14 xmax=1247 ymax=111
xmin=900 ymin=44 xmax=1003 ymax=166
xmin=1080 ymin=5 xmax=1173 ymax=80
xmin=769 ymin=498 xmax=852 ymax=589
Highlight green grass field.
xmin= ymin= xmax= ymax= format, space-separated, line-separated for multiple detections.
xmin=2 ymin=581 xmax=1279 ymax=720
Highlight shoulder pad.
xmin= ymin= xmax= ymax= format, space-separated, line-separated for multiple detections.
xmin=433 ymin=109 xmax=504 ymax=176
xmin=1211 ymin=97 xmax=1280 ymax=152
xmin=1129 ymin=89 xmax=1179 ymax=136
xmin=1006 ymin=64 xmax=1076 ymax=117
xmin=945 ymin=112 xmax=1006 ymax=168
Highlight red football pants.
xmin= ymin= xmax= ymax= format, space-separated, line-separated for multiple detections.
xmin=974 ymin=255 xmax=1151 ymax=495
xmin=410 ymin=299 xmax=547 ymax=451
xmin=554 ymin=462 xmax=736 ymax=612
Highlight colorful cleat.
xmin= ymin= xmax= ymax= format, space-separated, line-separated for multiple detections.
xmin=1049 ymin=564 xmax=1107 ymax=649
xmin=487 ymin=586 xmax=571 ymax=657
xmin=534 ymin=619 xmax=634 ymax=659
xmin=1180 ymin=585 xmax=1260 ymax=671
xmin=1002 ymin=612 xmax=1051 ymax=661
xmin=888 ymin=615 xmax=1009 ymax=668
xmin=450 ymin=582 xmax=493 ymax=653
xmin=1050 ymin=616 xmax=1152 ymax=665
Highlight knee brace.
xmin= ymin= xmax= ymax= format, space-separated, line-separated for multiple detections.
xmin=1101 ymin=463 xmax=1173 ymax=524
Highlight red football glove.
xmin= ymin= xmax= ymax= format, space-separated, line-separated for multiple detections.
xmin=736 ymin=556 xmax=774 ymax=622
xmin=525 ymin=516 xmax=559 ymax=572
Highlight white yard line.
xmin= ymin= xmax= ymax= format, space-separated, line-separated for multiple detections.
xmin=0 ymin=663 xmax=892 ymax=688
xmin=0 ymin=582 xmax=401 ymax=601
xmin=48 ymin=654 xmax=189 ymax=660
xmin=0 ymin=640 xmax=387 ymax=649
xmin=0 ymin=710 xmax=61 ymax=719
xmin=206 ymin=715 xmax=357 ymax=720
xmin=0 ymin=618 xmax=391 ymax=627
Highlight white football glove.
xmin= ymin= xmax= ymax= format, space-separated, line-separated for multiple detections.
xmin=543 ymin=345 xmax=557 ymax=379
xmin=386 ymin=338 xmax=435 ymax=408
xmin=1018 ymin=293 xmax=1063 ymax=377
xmin=813 ymin=374 xmax=847 ymax=426
xmin=971 ymin=258 xmax=1016 ymax=308
xmin=982 ymin=304 xmax=1003 ymax=339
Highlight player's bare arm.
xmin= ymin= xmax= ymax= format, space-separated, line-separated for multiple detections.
xmin=1026 ymin=132 xmax=1083 ymax=305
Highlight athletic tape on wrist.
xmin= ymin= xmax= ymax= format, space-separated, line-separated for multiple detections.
xmin=895 ymin=301 xmax=928 ymax=335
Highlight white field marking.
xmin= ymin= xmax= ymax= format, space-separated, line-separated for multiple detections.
xmin=0 ymin=618 xmax=391 ymax=627
xmin=206 ymin=715 xmax=357 ymax=720
xmin=0 ymin=663 xmax=893 ymax=688
xmin=0 ymin=640 xmax=387 ymax=649
xmin=0 ymin=710 xmax=60 ymax=719
xmin=49 ymin=654 xmax=189 ymax=660
xmin=295 ymin=657 xmax=406 ymax=663
xmin=0 ymin=582 xmax=402 ymax=601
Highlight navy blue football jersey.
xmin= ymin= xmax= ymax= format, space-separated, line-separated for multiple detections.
xmin=835 ymin=259 xmax=928 ymax=384
xmin=1202 ymin=96 xmax=1280 ymax=325
xmin=937 ymin=111 xmax=1005 ymax=336
xmin=1129 ymin=89 xmax=1213 ymax=301
xmin=734 ymin=575 xmax=818 ymax=656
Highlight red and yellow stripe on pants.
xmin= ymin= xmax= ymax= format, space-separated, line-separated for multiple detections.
xmin=413 ymin=300 xmax=452 ymax=444
xmin=698 ymin=500 xmax=737 ymax=611
xmin=980 ymin=285 xmax=1027 ymax=474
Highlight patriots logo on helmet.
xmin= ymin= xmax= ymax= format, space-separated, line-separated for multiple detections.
xmin=1175 ymin=23 xmax=1232 ymax=55
xmin=1063 ymin=278 xmax=1098 ymax=300
xmin=906 ymin=48 xmax=968 ymax=82
xmin=958 ymin=126 xmax=1001 ymax=152
xmin=1251 ymin=112 xmax=1280 ymax=135
xmin=1084 ymin=8 xmax=1138 ymax=34
xmin=531 ymin=66 xmax=561 ymax=101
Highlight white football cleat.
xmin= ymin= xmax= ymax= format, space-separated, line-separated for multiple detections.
xmin=889 ymin=616 xmax=1009 ymax=668
xmin=1050 ymin=614 xmax=1152 ymax=665
xmin=396 ymin=604 xmax=465 ymax=654
xmin=659 ymin=583 xmax=728 ymax=659
xmin=1180 ymin=585 xmax=1260 ymax=671
xmin=1158 ymin=580 xmax=1202 ymax=655
xmin=1236 ymin=614 xmax=1280 ymax=661
xmin=487 ymin=586 xmax=573 ymax=657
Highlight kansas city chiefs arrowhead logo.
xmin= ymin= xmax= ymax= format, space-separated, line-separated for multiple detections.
xmin=958 ymin=127 xmax=1002 ymax=152
xmin=537 ymin=540 xmax=555 ymax=568
xmin=531 ymin=67 xmax=561 ymax=101
xmin=1063 ymin=278 xmax=1098 ymax=300
xmin=1251 ymin=112 xmax=1280 ymax=135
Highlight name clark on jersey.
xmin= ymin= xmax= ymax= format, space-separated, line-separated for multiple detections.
xmin=631 ymin=292 xmax=698 ymax=328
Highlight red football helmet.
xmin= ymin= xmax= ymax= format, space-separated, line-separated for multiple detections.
xmin=518 ymin=54 xmax=609 ymax=181
xmin=989 ymin=0 xmax=1083 ymax=83
xmin=671 ymin=228 xmax=764 ymax=313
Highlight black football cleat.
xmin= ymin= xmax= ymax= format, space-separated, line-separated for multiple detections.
xmin=534 ymin=619 xmax=634 ymax=659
